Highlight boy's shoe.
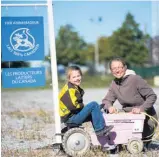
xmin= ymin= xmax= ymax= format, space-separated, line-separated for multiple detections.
xmin=99 ymin=103 xmax=105 ymax=109
xmin=102 ymin=143 xmax=117 ymax=151
xmin=96 ymin=125 xmax=114 ymax=136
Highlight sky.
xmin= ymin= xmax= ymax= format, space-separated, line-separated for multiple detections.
xmin=1 ymin=0 xmax=159 ymax=54
xmin=53 ymin=1 xmax=153 ymax=43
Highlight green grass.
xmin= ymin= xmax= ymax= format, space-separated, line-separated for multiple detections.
xmin=59 ymin=74 xmax=157 ymax=88
xmin=81 ymin=74 xmax=113 ymax=88
xmin=146 ymin=78 xmax=156 ymax=87
xmin=1 ymin=75 xmax=157 ymax=91
xmin=58 ymin=74 xmax=114 ymax=89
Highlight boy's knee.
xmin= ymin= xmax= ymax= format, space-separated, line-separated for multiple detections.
xmin=89 ymin=101 xmax=99 ymax=107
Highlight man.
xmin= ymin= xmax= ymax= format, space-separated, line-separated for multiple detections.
xmin=102 ymin=57 xmax=158 ymax=147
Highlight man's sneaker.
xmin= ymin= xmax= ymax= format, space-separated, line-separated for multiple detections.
xmin=96 ymin=125 xmax=114 ymax=136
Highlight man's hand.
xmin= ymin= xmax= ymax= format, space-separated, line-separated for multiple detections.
xmin=131 ymin=108 xmax=141 ymax=114
xmin=108 ymin=106 xmax=117 ymax=114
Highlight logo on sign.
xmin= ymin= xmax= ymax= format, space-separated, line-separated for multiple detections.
xmin=7 ymin=28 xmax=39 ymax=57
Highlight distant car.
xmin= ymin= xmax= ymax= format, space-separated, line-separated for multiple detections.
xmin=57 ymin=64 xmax=65 ymax=75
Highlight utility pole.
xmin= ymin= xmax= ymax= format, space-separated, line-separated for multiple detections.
xmin=95 ymin=38 xmax=99 ymax=72
xmin=90 ymin=16 xmax=103 ymax=72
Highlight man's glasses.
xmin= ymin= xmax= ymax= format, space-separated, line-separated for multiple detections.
xmin=111 ymin=66 xmax=124 ymax=72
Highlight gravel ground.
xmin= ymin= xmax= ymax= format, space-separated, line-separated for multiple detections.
xmin=1 ymin=88 xmax=159 ymax=156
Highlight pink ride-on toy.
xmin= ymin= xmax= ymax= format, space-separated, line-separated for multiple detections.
xmin=61 ymin=112 xmax=145 ymax=156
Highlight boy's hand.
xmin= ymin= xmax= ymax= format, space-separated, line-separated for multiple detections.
xmin=108 ymin=106 xmax=117 ymax=114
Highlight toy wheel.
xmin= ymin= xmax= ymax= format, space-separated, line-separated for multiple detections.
xmin=127 ymin=138 xmax=143 ymax=154
xmin=62 ymin=128 xmax=91 ymax=156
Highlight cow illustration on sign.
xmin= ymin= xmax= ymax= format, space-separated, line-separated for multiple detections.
xmin=10 ymin=28 xmax=35 ymax=52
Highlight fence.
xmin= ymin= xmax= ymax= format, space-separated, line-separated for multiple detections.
xmin=132 ymin=66 xmax=159 ymax=78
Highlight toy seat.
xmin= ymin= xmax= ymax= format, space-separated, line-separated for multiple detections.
xmin=61 ymin=122 xmax=81 ymax=134
xmin=65 ymin=122 xmax=80 ymax=129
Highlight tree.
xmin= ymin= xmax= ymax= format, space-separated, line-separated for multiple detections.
xmin=98 ymin=36 xmax=113 ymax=62
xmin=55 ymin=24 xmax=87 ymax=66
xmin=109 ymin=12 xmax=149 ymax=67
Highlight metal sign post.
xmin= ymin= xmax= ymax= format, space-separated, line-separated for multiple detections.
xmin=47 ymin=0 xmax=62 ymax=144
xmin=1 ymin=0 xmax=62 ymax=144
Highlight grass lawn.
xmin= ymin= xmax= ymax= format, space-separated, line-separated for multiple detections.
xmin=1 ymin=74 xmax=156 ymax=91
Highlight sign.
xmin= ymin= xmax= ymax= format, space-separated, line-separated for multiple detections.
xmin=2 ymin=16 xmax=44 ymax=61
xmin=2 ymin=67 xmax=45 ymax=88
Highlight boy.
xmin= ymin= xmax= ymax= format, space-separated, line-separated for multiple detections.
xmin=59 ymin=65 xmax=113 ymax=136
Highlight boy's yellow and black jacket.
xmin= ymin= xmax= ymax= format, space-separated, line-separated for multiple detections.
xmin=59 ymin=82 xmax=84 ymax=123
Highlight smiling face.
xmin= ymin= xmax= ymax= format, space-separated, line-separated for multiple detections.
xmin=110 ymin=60 xmax=127 ymax=79
xmin=68 ymin=70 xmax=82 ymax=86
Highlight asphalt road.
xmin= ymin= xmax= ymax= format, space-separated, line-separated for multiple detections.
xmin=2 ymin=87 xmax=159 ymax=113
